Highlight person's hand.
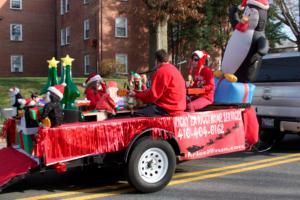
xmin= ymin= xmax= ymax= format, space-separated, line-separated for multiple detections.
xmin=129 ymin=90 xmax=136 ymax=97
xmin=186 ymin=104 xmax=195 ymax=112
xmin=136 ymin=66 xmax=149 ymax=74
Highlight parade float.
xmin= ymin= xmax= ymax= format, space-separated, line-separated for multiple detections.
xmin=0 ymin=54 xmax=260 ymax=193
xmin=0 ymin=0 xmax=268 ymax=190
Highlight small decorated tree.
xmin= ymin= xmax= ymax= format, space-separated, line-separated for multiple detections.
xmin=60 ymin=55 xmax=80 ymax=109
xmin=41 ymin=57 xmax=59 ymax=94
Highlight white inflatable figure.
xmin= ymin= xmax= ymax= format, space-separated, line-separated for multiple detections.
xmin=18 ymin=98 xmax=36 ymax=107
xmin=106 ymin=81 xmax=119 ymax=114
xmin=106 ymin=81 xmax=119 ymax=104
xmin=220 ymin=0 xmax=269 ymax=83
xmin=9 ymin=87 xmax=24 ymax=117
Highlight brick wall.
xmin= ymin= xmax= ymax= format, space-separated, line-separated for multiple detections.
xmin=101 ymin=0 xmax=149 ymax=74
xmin=56 ymin=0 xmax=149 ymax=77
xmin=0 ymin=0 xmax=56 ymax=77
xmin=0 ymin=0 xmax=149 ymax=77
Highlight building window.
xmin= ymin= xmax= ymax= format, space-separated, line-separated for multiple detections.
xmin=84 ymin=19 xmax=90 ymax=40
xmin=10 ymin=24 xmax=22 ymax=41
xmin=60 ymin=0 xmax=65 ymax=15
xmin=115 ymin=53 xmax=128 ymax=74
xmin=11 ymin=55 xmax=23 ymax=72
xmin=115 ymin=17 xmax=128 ymax=38
xmin=83 ymin=0 xmax=90 ymax=4
xmin=65 ymin=0 xmax=70 ymax=12
xmin=60 ymin=0 xmax=69 ymax=14
xmin=10 ymin=0 xmax=22 ymax=10
xmin=60 ymin=27 xmax=70 ymax=46
xmin=66 ymin=27 xmax=70 ymax=44
xmin=60 ymin=29 xmax=65 ymax=46
xmin=84 ymin=55 xmax=90 ymax=75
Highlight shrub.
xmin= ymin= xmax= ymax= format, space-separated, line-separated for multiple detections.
xmin=99 ymin=59 xmax=126 ymax=78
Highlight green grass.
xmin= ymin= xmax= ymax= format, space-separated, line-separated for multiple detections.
xmin=0 ymin=77 xmax=126 ymax=108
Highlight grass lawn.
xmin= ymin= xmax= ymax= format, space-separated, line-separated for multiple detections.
xmin=0 ymin=77 xmax=126 ymax=108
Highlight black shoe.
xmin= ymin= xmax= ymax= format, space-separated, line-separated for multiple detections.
xmin=252 ymin=140 xmax=273 ymax=153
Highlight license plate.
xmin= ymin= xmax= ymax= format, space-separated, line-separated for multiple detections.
xmin=261 ymin=118 xmax=275 ymax=128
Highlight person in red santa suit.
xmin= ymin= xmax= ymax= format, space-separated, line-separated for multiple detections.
xmin=186 ymin=50 xmax=215 ymax=111
xmin=84 ymin=73 xmax=107 ymax=110
xmin=132 ymin=49 xmax=186 ymax=116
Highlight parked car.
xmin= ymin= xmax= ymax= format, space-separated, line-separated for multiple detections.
xmin=252 ymin=52 xmax=300 ymax=149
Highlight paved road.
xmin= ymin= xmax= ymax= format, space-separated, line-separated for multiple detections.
xmin=1 ymin=135 xmax=300 ymax=200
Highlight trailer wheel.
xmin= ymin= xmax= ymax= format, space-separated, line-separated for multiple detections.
xmin=127 ymin=137 xmax=176 ymax=193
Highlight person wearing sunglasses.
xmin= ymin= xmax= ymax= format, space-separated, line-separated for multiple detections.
xmin=186 ymin=50 xmax=215 ymax=112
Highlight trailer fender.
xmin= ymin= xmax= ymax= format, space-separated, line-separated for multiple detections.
xmin=124 ymin=128 xmax=181 ymax=163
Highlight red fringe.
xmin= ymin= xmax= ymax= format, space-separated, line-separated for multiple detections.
xmin=1 ymin=119 xmax=16 ymax=146
xmin=33 ymin=117 xmax=175 ymax=165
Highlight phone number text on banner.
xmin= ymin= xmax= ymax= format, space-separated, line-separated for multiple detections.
xmin=173 ymin=109 xmax=245 ymax=160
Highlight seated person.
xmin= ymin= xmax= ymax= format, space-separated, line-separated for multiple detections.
xmin=84 ymin=73 xmax=106 ymax=110
xmin=131 ymin=49 xmax=186 ymax=117
xmin=186 ymin=50 xmax=215 ymax=111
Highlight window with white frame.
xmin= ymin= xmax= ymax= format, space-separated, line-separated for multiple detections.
xmin=66 ymin=27 xmax=70 ymax=44
xmin=11 ymin=55 xmax=23 ymax=72
xmin=115 ymin=53 xmax=128 ymax=74
xmin=115 ymin=17 xmax=128 ymax=38
xmin=60 ymin=0 xmax=65 ymax=15
xmin=84 ymin=55 xmax=90 ymax=75
xmin=60 ymin=27 xmax=70 ymax=46
xmin=60 ymin=0 xmax=69 ymax=15
xmin=10 ymin=24 xmax=22 ymax=41
xmin=65 ymin=0 xmax=70 ymax=12
xmin=60 ymin=29 xmax=66 ymax=46
xmin=84 ymin=55 xmax=91 ymax=75
xmin=10 ymin=0 xmax=22 ymax=9
xmin=84 ymin=19 xmax=90 ymax=40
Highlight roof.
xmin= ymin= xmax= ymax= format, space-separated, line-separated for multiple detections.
xmin=263 ymin=51 xmax=300 ymax=59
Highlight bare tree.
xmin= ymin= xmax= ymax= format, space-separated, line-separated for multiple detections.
xmin=273 ymin=0 xmax=300 ymax=51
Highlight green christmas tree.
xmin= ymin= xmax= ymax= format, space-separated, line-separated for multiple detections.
xmin=41 ymin=57 xmax=59 ymax=94
xmin=60 ymin=55 xmax=80 ymax=109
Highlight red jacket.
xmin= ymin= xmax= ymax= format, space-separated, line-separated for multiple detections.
xmin=85 ymin=82 xmax=107 ymax=110
xmin=189 ymin=65 xmax=215 ymax=102
xmin=136 ymin=63 xmax=186 ymax=114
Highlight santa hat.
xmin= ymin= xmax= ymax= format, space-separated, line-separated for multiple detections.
xmin=132 ymin=72 xmax=142 ymax=81
xmin=247 ymin=0 xmax=269 ymax=10
xmin=84 ymin=73 xmax=102 ymax=86
xmin=18 ymin=98 xmax=36 ymax=107
xmin=192 ymin=50 xmax=210 ymax=66
xmin=238 ymin=0 xmax=248 ymax=10
xmin=48 ymin=84 xmax=66 ymax=100
xmin=239 ymin=0 xmax=269 ymax=10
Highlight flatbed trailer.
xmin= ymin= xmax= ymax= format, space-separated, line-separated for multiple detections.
xmin=0 ymin=106 xmax=258 ymax=193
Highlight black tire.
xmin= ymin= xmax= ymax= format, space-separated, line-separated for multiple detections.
xmin=260 ymin=129 xmax=285 ymax=145
xmin=274 ymin=132 xmax=285 ymax=145
xmin=127 ymin=137 xmax=176 ymax=193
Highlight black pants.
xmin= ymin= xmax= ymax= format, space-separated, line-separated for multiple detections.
xmin=134 ymin=104 xmax=169 ymax=117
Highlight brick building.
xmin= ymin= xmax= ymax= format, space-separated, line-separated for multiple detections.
xmin=0 ymin=0 xmax=56 ymax=76
xmin=0 ymin=0 xmax=149 ymax=77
